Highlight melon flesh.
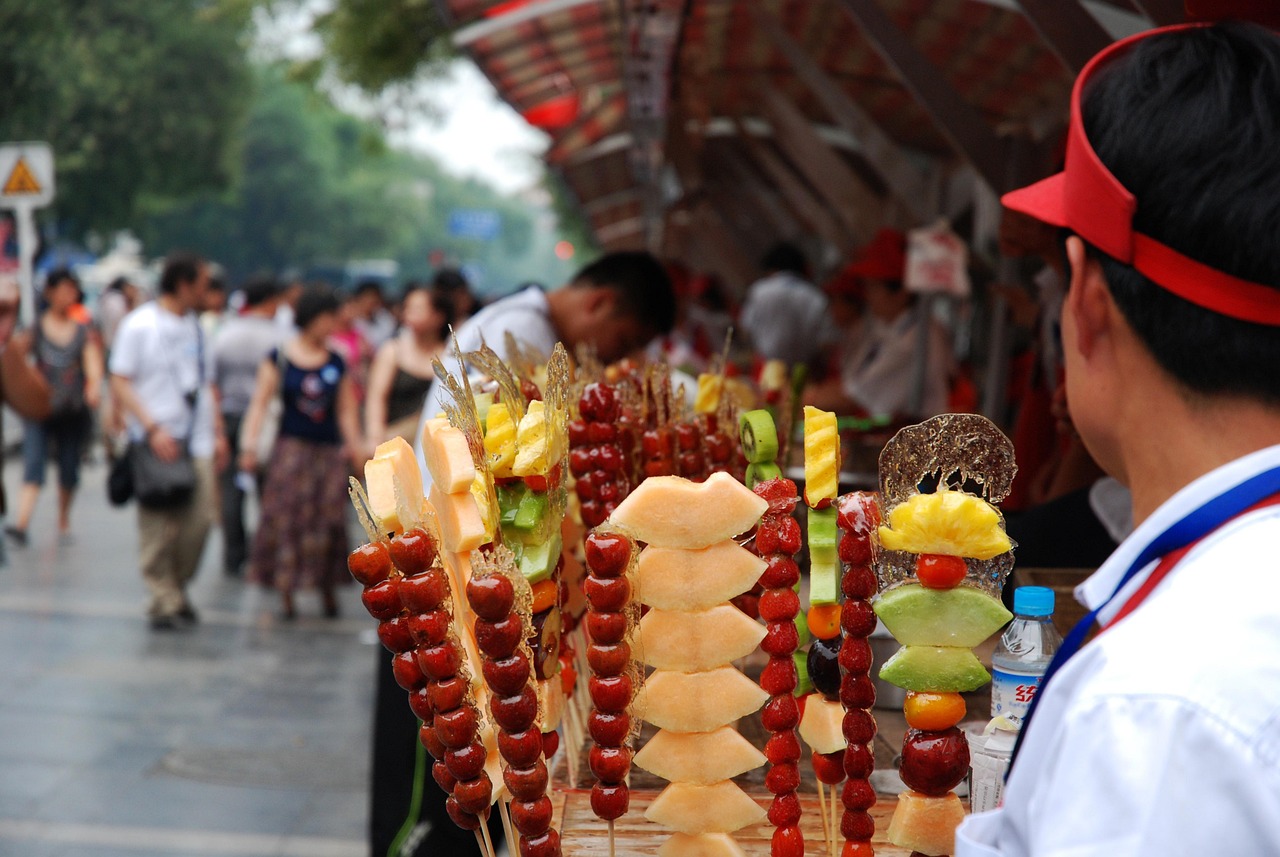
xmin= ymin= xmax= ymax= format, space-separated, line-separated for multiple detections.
xmin=886 ymin=790 xmax=965 ymax=856
xmin=874 ymin=584 xmax=1012 ymax=648
xmin=364 ymin=437 xmax=424 ymax=534
xmin=609 ymin=473 xmax=767 ymax=549
xmin=658 ymin=832 xmax=747 ymax=857
xmin=634 ymin=666 xmax=768 ymax=733
xmin=635 ymin=541 xmax=765 ymax=611
xmin=797 ymin=695 xmax=850 ymax=755
xmin=429 ymin=483 xmax=488 ymax=553
xmin=638 ymin=605 xmax=767 ymax=672
xmin=633 ymin=726 xmax=767 ymax=784
xmin=421 ymin=417 xmax=477 ymax=493
xmin=537 ymin=678 xmax=564 ymax=732
xmin=878 ymin=645 xmax=991 ymax=692
xmin=645 ymin=780 xmax=766 ymax=835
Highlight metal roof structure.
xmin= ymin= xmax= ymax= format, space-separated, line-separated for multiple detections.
xmin=439 ymin=0 xmax=1184 ymax=281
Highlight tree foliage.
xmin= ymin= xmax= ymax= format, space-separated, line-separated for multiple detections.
xmin=0 ymin=0 xmax=253 ymax=233
xmin=311 ymin=0 xmax=454 ymax=92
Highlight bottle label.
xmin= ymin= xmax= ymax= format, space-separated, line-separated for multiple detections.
xmin=990 ymin=666 xmax=1043 ymax=728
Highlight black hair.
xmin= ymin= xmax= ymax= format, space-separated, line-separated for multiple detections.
xmin=759 ymin=242 xmax=808 ymax=277
xmin=241 ymin=275 xmax=281 ymax=309
xmin=294 ymin=284 xmax=341 ymax=331
xmin=1081 ymin=22 xmax=1280 ymax=404
xmin=106 ymin=276 xmax=130 ymax=293
xmin=354 ymin=279 xmax=383 ymax=299
xmin=570 ymin=251 xmax=676 ymax=335
xmin=432 ymin=268 xmax=469 ymax=292
xmin=405 ymin=284 xmax=454 ymax=340
xmin=44 ymin=267 xmax=78 ymax=291
xmin=159 ymin=252 xmax=204 ymax=295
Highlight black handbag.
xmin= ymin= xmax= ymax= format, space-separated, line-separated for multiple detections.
xmin=130 ymin=440 xmax=197 ymax=509
xmin=107 ymin=450 xmax=134 ymax=506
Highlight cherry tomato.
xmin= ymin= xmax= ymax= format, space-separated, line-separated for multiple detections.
xmin=915 ymin=553 xmax=968 ymax=589
xmin=903 ymin=691 xmax=967 ymax=731
xmin=807 ymin=603 xmax=841 ymax=640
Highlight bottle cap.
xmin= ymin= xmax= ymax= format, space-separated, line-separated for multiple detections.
xmin=1013 ymin=586 xmax=1055 ymax=617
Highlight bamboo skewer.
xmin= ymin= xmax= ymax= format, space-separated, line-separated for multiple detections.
xmin=497 ymin=798 xmax=516 ymax=853
xmin=474 ymin=829 xmax=491 ymax=857
xmin=818 ymin=781 xmax=833 ymax=857
xmin=829 ymin=786 xmax=840 ymax=857
xmin=608 ymin=817 xmax=616 ymax=857
xmin=479 ymin=815 xmax=497 ymax=857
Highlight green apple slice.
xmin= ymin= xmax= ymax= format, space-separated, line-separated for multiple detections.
xmin=874 ymin=584 xmax=1012 ymax=648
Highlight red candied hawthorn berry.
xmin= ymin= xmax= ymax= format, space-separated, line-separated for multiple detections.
xmin=466 ymin=573 xmax=515 ymax=622
xmin=567 ymin=418 xmax=590 ymax=446
xmin=499 ymin=729 xmax=544 ymax=769
xmin=398 ymin=567 xmax=451 ymax=613
xmin=585 ymin=611 xmax=628 ymax=645
xmin=426 ymin=675 xmax=468 ymax=714
xmin=360 ymin=578 xmax=403 ymax=621
xmin=491 ymin=687 xmax=540 ymax=734
xmin=764 ymin=731 xmax=802 ymax=765
xmin=840 ymin=673 xmax=877 ymax=711
xmin=445 ymin=796 xmax=481 ymax=831
xmin=474 ymin=614 xmax=524 ymax=659
xmin=841 ymin=565 xmax=878 ymax=600
xmin=482 ymin=653 xmax=531 ymax=697
xmin=843 ymin=742 xmax=875 ymax=779
xmin=588 ymin=674 xmax=634 ymax=713
xmin=841 ymin=599 xmax=878 ymax=637
xmin=753 ymin=477 xmax=799 ymax=511
xmin=842 ymin=778 xmax=877 ymax=811
xmin=842 ymin=709 xmax=878 ymax=746
xmin=759 ymin=655 xmax=798 ymax=696
xmin=838 ymin=531 xmax=874 ymax=566
xmin=583 ymin=575 xmax=631 ymax=613
xmin=511 ymin=796 xmax=554 ymax=837
xmin=347 ymin=542 xmax=392 ymax=586
xmin=759 ymin=554 xmax=801 ymax=589
xmin=588 ymin=711 xmax=631 ymax=747
xmin=768 ymin=791 xmax=803 ymax=827
xmin=586 ymin=641 xmax=631 ymax=677
xmin=590 ymin=782 xmax=629 ymax=821
xmin=758 ymin=588 xmax=801 ymax=623
xmin=813 ymin=749 xmax=846 ymax=784
xmin=588 ymin=745 xmax=633 ymax=783
xmin=765 ymin=761 xmax=801 ymax=795
xmin=503 ymin=759 xmax=550 ymax=802
xmin=837 ymin=492 xmax=881 ymax=535
xmin=453 ymin=771 xmax=493 ymax=814
xmin=838 ymin=637 xmax=874 ymax=674
xmin=840 ymin=809 xmax=875 ymax=842
xmin=760 ymin=621 xmax=800 ymax=656
xmin=772 ymin=825 xmax=805 ymax=857
xmin=520 ymin=830 xmax=561 ymax=857
xmin=389 ymin=527 xmax=437 ymax=576
xmin=376 ymin=617 xmax=414 ymax=653
xmin=579 ymin=383 xmax=619 ymax=423
xmin=761 ymin=694 xmax=800 ymax=732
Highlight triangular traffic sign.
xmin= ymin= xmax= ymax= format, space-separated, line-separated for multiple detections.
xmin=3 ymin=157 xmax=42 ymax=195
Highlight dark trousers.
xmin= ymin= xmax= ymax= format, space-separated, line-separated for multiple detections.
xmin=218 ymin=412 xmax=249 ymax=573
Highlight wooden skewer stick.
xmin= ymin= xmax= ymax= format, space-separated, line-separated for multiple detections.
xmin=830 ymin=785 xmax=840 ymax=857
xmin=474 ymin=829 xmax=491 ymax=857
xmin=479 ymin=814 xmax=497 ymax=857
xmin=497 ymin=798 xmax=516 ymax=853
xmin=608 ymin=817 xmax=616 ymax=857
xmin=817 ymin=780 xmax=832 ymax=857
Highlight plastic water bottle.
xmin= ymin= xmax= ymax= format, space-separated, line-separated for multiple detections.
xmin=990 ymin=586 xmax=1062 ymax=729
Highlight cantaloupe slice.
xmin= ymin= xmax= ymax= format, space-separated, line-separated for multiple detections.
xmin=637 ymin=605 xmax=767 ymax=672
xmin=658 ymin=832 xmax=748 ymax=857
xmin=874 ymin=584 xmax=1012 ymax=647
xmin=537 ymin=677 xmax=564 ymax=732
xmin=634 ymin=541 xmax=765 ymax=611
xmin=364 ymin=437 xmax=424 ymax=534
xmin=797 ymin=695 xmax=850 ymax=755
xmin=421 ymin=417 xmax=477 ymax=493
xmin=429 ymin=483 xmax=488 ymax=553
xmin=645 ymin=781 xmax=766 ymax=835
xmin=609 ymin=473 xmax=767 ymax=549
xmin=886 ymin=790 xmax=965 ymax=856
xmin=878 ymin=645 xmax=991 ymax=692
xmin=634 ymin=666 xmax=768 ymax=733
xmin=633 ymin=726 xmax=767 ymax=784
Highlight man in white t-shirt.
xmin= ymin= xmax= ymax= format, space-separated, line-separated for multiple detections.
xmin=739 ymin=242 xmax=837 ymax=370
xmin=110 ymin=253 xmax=227 ymax=629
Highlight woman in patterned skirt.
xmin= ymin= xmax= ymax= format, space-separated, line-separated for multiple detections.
xmin=238 ymin=285 xmax=364 ymax=619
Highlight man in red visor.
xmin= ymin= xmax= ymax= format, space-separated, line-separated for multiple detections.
xmin=957 ymin=21 xmax=1280 ymax=857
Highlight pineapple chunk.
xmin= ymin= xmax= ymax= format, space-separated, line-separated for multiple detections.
xmin=421 ymin=417 xmax=477 ymax=493
xmin=886 ymin=791 xmax=965 ymax=856
xmin=634 ymin=666 xmax=768 ymax=733
xmin=658 ymin=833 xmax=747 ymax=857
xmin=429 ymin=483 xmax=488 ymax=552
xmin=803 ymin=406 xmax=840 ymax=505
xmin=634 ymin=540 xmax=765 ymax=611
xmin=363 ymin=437 xmax=424 ymax=535
xmin=646 ymin=781 xmax=766 ymax=835
xmin=633 ymin=726 xmax=766 ymax=784
xmin=637 ymin=605 xmax=767 ymax=672
xmin=484 ymin=403 xmax=517 ymax=478
xmin=513 ymin=399 xmax=550 ymax=477
xmin=694 ymin=374 xmax=723 ymax=415
xmin=878 ymin=490 xmax=1012 ymax=560
xmin=797 ymin=695 xmax=850 ymax=755
xmin=610 ymin=473 xmax=767 ymax=549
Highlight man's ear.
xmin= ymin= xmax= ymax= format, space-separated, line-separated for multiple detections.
xmin=583 ymin=286 xmax=618 ymax=320
xmin=1064 ymin=236 xmax=1114 ymax=361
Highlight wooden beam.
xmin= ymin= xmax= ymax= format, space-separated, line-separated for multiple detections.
xmin=711 ymin=148 xmax=805 ymax=240
xmin=1130 ymin=0 xmax=1185 ymax=25
xmin=752 ymin=5 xmax=932 ymax=221
xmin=760 ymin=86 xmax=882 ymax=243
xmin=835 ymin=0 xmax=1009 ymax=192
xmin=1016 ymin=0 xmax=1115 ymax=73
xmin=732 ymin=119 xmax=852 ymax=252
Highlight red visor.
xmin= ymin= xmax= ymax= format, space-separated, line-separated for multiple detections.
xmin=1002 ymin=24 xmax=1280 ymax=326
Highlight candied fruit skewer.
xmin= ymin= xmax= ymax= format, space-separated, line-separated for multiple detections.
xmin=835 ymin=492 xmax=881 ymax=855
xmin=570 ymin=382 xmax=631 ymax=530
xmin=466 ymin=549 xmax=563 ymax=857
xmin=582 ymin=531 xmax=639 ymax=828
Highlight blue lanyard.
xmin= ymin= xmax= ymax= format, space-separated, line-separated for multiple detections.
xmin=1008 ymin=463 xmax=1280 ymax=772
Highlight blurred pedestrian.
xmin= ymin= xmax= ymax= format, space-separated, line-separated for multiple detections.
xmin=6 ymin=270 xmax=104 ymax=546
xmin=432 ymin=267 xmax=479 ymax=326
xmin=330 ymin=290 xmax=373 ymax=407
xmin=352 ymin=280 xmax=396 ymax=349
xmin=109 ymin=253 xmax=227 ymax=630
xmin=739 ymin=241 xmax=837 ymax=372
xmin=238 ymin=285 xmax=362 ymax=619
xmin=0 ymin=275 xmax=53 ymax=558
xmin=211 ymin=275 xmax=282 ymax=576
xmin=364 ymin=285 xmax=450 ymax=448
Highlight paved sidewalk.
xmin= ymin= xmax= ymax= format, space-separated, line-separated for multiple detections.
xmin=0 ymin=454 xmax=377 ymax=857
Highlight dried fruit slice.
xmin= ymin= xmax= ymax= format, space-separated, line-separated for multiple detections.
xmin=796 ymin=695 xmax=849 ymax=755
xmin=637 ymin=605 xmax=767 ymax=672
xmin=634 ymin=541 xmax=766 ymax=611
xmin=885 ymin=790 xmax=966 ymax=856
xmin=878 ymin=645 xmax=991 ymax=692
xmin=878 ymin=490 xmax=1012 ymax=560
xmin=645 ymin=780 xmax=766 ymax=835
xmin=633 ymin=727 xmax=767 ymax=784
xmin=873 ymin=584 xmax=1012 ymax=648
xmin=633 ymin=666 xmax=769 ymax=733
xmin=658 ymin=832 xmax=747 ymax=857
xmin=610 ymin=473 xmax=767 ymax=549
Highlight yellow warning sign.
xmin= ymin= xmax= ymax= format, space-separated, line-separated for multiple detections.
xmin=2 ymin=157 xmax=42 ymax=195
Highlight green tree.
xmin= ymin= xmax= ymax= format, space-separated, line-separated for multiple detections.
xmin=0 ymin=0 xmax=253 ymax=234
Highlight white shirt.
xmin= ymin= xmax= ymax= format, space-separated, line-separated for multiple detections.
xmin=958 ymin=444 xmax=1280 ymax=857
xmin=739 ymin=272 xmax=836 ymax=366
xmin=413 ymin=286 xmax=558 ymax=485
xmin=109 ymin=302 xmax=217 ymax=458
xmin=841 ymin=310 xmax=952 ymax=418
